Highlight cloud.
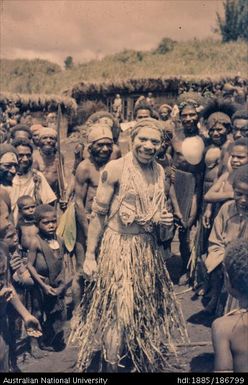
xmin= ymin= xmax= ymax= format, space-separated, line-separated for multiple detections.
xmin=1 ymin=0 xmax=223 ymax=65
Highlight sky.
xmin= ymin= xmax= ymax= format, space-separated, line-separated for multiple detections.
xmin=1 ymin=0 xmax=224 ymax=66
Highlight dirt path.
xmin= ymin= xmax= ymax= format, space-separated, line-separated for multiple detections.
xmin=19 ymin=279 xmax=214 ymax=373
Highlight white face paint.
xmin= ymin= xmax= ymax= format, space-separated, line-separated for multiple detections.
xmin=0 ymin=152 xmax=18 ymax=164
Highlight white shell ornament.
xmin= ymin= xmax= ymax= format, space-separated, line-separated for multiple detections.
xmin=181 ymin=136 xmax=205 ymax=165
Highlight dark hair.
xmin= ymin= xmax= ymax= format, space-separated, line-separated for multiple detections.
xmin=200 ymin=99 xmax=237 ymax=121
xmin=34 ymin=204 xmax=56 ymax=224
xmin=232 ymin=109 xmax=248 ymax=122
xmin=134 ymin=103 xmax=154 ymax=119
xmin=224 ymin=239 xmax=248 ymax=296
xmin=232 ymin=164 xmax=248 ymax=188
xmin=12 ymin=137 xmax=34 ymax=153
xmin=10 ymin=124 xmax=32 ymax=139
xmin=179 ymin=101 xmax=198 ymax=114
xmin=17 ymin=195 xmax=35 ymax=210
xmin=231 ymin=137 xmax=248 ymax=149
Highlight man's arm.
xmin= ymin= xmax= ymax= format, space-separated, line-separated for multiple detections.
xmin=74 ymin=161 xmax=90 ymax=236
xmin=212 ymin=318 xmax=233 ymax=372
xmin=204 ymin=173 xmax=233 ymax=203
xmin=83 ymin=160 xmax=120 ymax=278
xmin=205 ymin=205 xmax=225 ymax=273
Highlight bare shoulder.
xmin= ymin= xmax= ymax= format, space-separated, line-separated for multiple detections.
xmin=212 ymin=315 xmax=237 ymax=338
xmin=75 ymin=159 xmax=92 ymax=180
xmin=102 ymin=158 xmax=125 ymax=184
xmin=29 ymin=236 xmax=40 ymax=251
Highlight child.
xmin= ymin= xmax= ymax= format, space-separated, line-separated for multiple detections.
xmin=0 ymin=223 xmax=33 ymax=291
xmin=212 ymin=239 xmax=248 ymax=372
xmin=27 ymin=204 xmax=67 ymax=353
xmin=0 ymin=241 xmax=41 ymax=372
xmin=204 ymin=138 xmax=248 ymax=212
xmin=204 ymin=164 xmax=248 ymax=314
xmin=16 ymin=195 xmax=38 ymax=253
xmin=0 ymin=223 xmax=34 ymax=370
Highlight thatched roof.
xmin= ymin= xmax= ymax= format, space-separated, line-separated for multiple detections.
xmin=64 ymin=76 xmax=245 ymax=103
xmin=0 ymin=92 xmax=77 ymax=114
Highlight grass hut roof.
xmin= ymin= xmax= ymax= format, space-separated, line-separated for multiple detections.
xmin=0 ymin=92 xmax=77 ymax=114
xmin=64 ymin=76 xmax=244 ymax=103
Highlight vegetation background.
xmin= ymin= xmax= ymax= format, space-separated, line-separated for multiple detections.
xmin=1 ymin=39 xmax=247 ymax=95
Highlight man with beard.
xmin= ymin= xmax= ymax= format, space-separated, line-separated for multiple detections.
xmin=158 ymin=104 xmax=173 ymax=122
xmin=199 ymin=100 xmax=235 ymax=243
xmin=9 ymin=138 xmax=56 ymax=224
xmin=72 ymin=124 xmax=114 ymax=306
xmin=0 ymin=144 xmax=18 ymax=224
xmin=172 ymin=102 xmax=205 ymax=283
xmin=32 ymin=127 xmax=65 ymax=199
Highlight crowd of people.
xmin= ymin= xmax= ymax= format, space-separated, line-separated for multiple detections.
xmin=0 ymin=88 xmax=247 ymax=373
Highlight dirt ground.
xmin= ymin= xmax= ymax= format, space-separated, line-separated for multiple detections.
xmin=17 ymin=136 xmax=215 ymax=373
xmin=18 ymin=251 xmax=215 ymax=374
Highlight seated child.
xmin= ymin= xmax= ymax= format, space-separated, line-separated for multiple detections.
xmin=27 ymin=204 xmax=67 ymax=353
xmin=212 ymin=239 xmax=248 ymax=372
xmin=16 ymin=195 xmax=38 ymax=253
xmin=0 ymin=241 xmax=41 ymax=372
xmin=204 ymin=164 xmax=248 ymax=315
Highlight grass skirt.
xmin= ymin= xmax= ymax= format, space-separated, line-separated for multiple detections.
xmin=69 ymin=227 xmax=189 ymax=372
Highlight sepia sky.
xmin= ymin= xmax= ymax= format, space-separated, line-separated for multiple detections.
xmin=1 ymin=0 xmax=224 ymax=66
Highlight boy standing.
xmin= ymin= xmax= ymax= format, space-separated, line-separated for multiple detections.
xmin=27 ymin=204 xmax=66 ymax=352
xmin=212 ymin=239 xmax=248 ymax=372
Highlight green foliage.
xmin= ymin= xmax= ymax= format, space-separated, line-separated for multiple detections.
xmin=217 ymin=0 xmax=248 ymax=42
xmin=64 ymin=56 xmax=74 ymax=70
xmin=153 ymin=37 xmax=177 ymax=55
xmin=113 ymin=50 xmax=144 ymax=64
xmin=0 ymin=40 xmax=247 ymax=95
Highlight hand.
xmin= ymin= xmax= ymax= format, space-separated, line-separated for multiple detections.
xmin=187 ymin=216 xmax=196 ymax=229
xmin=43 ymin=284 xmax=57 ymax=296
xmin=83 ymin=253 xmax=98 ymax=280
xmin=170 ymin=166 xmax=176 ymax=184
xmin=159 ymin=210 xmax=174 ymax=226
xmin=202 ymin=209 xmax=212 ymax=229
xmin=24 ymin=315 xmax=42 ymax=338
xmin=174 ymin=212 xmax=186 ymax=229
xmin=9 ymin=256 xmax=22 ymax=271
xmin=74 ymin=143 xmax=84 ymax=157
xmin=52 ymin=286 xmax=64 ymax=296
xmin=59 ymin=199 xmax=68 ymax=211
xmin=0 ymin=287 xmax=14 ymax=303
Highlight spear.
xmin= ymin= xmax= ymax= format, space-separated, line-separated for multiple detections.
xmin=56 ymin=104 xmax=67 ymax=204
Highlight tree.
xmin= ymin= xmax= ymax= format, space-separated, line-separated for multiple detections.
xmin=153 ymin=37 xmax=176 ymax=55
xmin=216 ymin=0 xmax=248 ymax=42
xmin=64 ymin=56 xmax=74 ymax=70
